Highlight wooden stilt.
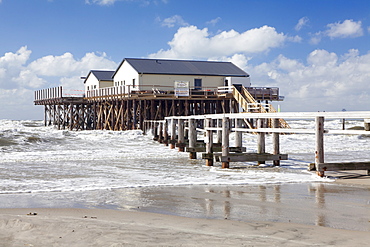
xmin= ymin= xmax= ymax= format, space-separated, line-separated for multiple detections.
xmin=178 ymin=119 xmax=185 ymax=152
xmin=235 ymin=118 xmax=242 ymax=151
xmin=315 ymin=116 xmax=325 ymax=177
xmin=205 ymin=118 xmax=213 ymax=166
xmin=257 ymin=118 xmax=266 ymax=165
xmin=158 ymin=122 xmax=163 ymax=143
xmin=273 ymin=118 xmax=280 ymax=166
xmin=170 ymin=118 xmax=176 ymax=149
xmin=189 ymin=118 xmax=197 ymax=159
xmin=222 ymin=117 xmax=230 ymax=168
xmin=163 ymin=120 xmax=169 ymax=146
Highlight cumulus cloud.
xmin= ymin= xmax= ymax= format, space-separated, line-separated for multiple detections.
xmin=206 ymin=17 xmax=222 ymax=26
xmin=150 ymin=25 xmax=296 ymax=59
xmin=247 ymin=49 xmax=370 ymax=111
xmin=295 ymin=17 xmax=309 ymax=31
xmin=310 ymin=19 xmax=363 ymax=44
xmin=0 ymin=47 xmax=117 ymax=119
xmin=85 ymin=0 xmax=167 ymax=6
xmin=85 ymin=0 xmax=117 ymax=5
xmin=160 ymin=15 xmax=188 ymax=28
xmin=326 ymin=19 xmax=363 ymax=38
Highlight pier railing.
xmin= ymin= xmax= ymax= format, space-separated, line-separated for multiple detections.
xmin=85 ymin=85 xmax=219 ymax=99
xmin=34 ymin=86 xmax=63 ymax=101
xmin=145 ymin=111 xmax=370 ymax=176
xmin=34 ymin=86 xmax=85 ymax=102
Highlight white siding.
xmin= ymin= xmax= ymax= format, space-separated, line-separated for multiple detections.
xmin=113 ymin=62 xmax=139 ymax=92
xmin=84 ymin=73 xmax=99 ymax=92
xmin=85 ymin=74 xmax=114 ymax=94
xmin=140 ymin=74 xmax=225 ymax=91
xmin=113 ymin=60 xmax=247 ymax=92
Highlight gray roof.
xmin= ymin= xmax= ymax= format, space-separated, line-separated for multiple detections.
xmin=84 ymin=70 xmax=114 ymax=83
xmin=114 ymin=58 xmax=249 ymax=77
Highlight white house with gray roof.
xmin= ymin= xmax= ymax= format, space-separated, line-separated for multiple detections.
xmin=83 ymin=70 xmax=115 ymax=92
xmin=112 ymin=58 xmax=250 ymax=93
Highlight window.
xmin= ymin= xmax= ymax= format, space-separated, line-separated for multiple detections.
xmin=133 ymin=79 xmax=136 ymax=88
xmin=194 ymin=78 xmax=202 ymax=90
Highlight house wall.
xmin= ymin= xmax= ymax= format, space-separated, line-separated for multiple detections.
xmin=113 ymin=62 xmax=139 ymax=92
xmin=112 ymin=60 xmax=249 ymax=92
xmin=85 ymin=74 xmax=113 ymax=94
xmin=139 ymin=74 xmax=225 ymax=91
xmin=84 ymin=74 xmax=99 ymax=92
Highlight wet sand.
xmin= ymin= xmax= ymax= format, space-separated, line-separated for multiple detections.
xmin=0 ymin=171 xmax=369 ymax=246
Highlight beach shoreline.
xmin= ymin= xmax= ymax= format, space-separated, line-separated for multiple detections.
xmin=0 ymin=207 xmax=369 ymax=246
xmin=0 ymin=171 xmax=369 ymax=246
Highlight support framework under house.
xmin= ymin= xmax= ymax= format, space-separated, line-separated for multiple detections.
xmin=34 ymin=85 xmax=283 ymax=131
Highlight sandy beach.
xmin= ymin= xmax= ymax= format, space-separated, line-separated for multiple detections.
xmin=0 ymin=170 xmax=369 ymax=246
xmin=0 ymin=207 xmax=369 ymax=247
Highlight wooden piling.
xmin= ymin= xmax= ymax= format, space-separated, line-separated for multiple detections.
xmin=158 ymin=122 xmax=163 ymax=143
xmin=315 ymin=116 xmax=325 ymax=177
xmin=257 ymin=118 xmax=266 ymax=165
xmin=163 ymin=120 xmax=169 ymax=146
xmin=272 ymin=118 xmax=280 ymax=166
xmin=222 ymin=117 xmax=230 ymax=168
xmin=170 ymin=118 xmax=176 ymax=149
xmin=178 ymin=119 xmax=185 ymax=152
xmin=189 ymin=118 xmax=197 ymax=159
xmin=216 ymin=119 xmax=222 ymax=144
xmin=235 ymin=118 xmax=243 ymax=151
xmin=205 ymin=118 xmax=213 ymax=166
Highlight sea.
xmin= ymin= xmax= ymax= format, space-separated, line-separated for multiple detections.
xmin=0 ymin=119 xmax=369 ymax=230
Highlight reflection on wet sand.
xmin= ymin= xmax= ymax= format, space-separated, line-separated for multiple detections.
xmin=120 ymin=183 xmax=369 ymax=231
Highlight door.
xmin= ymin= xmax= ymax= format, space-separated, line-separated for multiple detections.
xmin=194 ymin=79 xmax=202 ymax=90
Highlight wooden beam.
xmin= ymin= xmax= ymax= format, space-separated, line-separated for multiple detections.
xmin=309 ymin=162 xmax=370 ymax=175
xmin=219 ymin=153 xmax=288 ymax=162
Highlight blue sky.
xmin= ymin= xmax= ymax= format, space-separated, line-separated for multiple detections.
xmin=0 ymin=0 xmax=370 ymax=120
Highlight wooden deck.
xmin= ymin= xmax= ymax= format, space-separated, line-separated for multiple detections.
xmin=146 ymin=111 xmax=370 ymax=176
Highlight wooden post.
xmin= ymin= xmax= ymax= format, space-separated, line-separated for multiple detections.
xmin=205 ymin=118 xmax=213 ymax=166
xmin=170 ymin=118 xmax=176 ymax=149
xmin=273 ymin=118 xmax=280 ymax=166
xmin=222 ymin=117 xmax=230 ymax=168
xmin=189 ymin=118 xmax=197 ymax=159
xmin=158 ymin=121 xmax=163 ymax=143
xmin=342 ymin=118 xmax=345 ymax=130
xmin=163 ymin=120 xmax=169 ymax=146
xmin=364 ymin=119 xmax=370 ymax=131
xmin=257 ymin=118 xmax=266 ymax=165
xmin=153 ymin=122 xmax=158 ymax=141
xmin=178 ymin=119 xmax=185 ymax=152
xmin=216 ymin=119 xmax=222 ymax=144
xmin=235 ymin=118 xmax=242 ymax=150
xmin=315 ymin=116 xmax=325 ymax=177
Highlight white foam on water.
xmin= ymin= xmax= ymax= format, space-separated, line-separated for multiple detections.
xmin=0 ymin=119 xmax=368 ymax=194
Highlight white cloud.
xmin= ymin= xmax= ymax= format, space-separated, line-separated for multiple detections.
xmin=309 ymin=19 xmax=363 ymax=44
xmin=206 ymin=17 xmax=222 ymax=26
xmin=85 ymin=0 xmax=168 ymax=6
xmin=85 ymin=0 xmax=118 ymax=5
xmin=160 ymin=15 xmax=188 ymax=28
xmin=150 ymin=25 xmax=295 ymax=59
xmin=326 ymin=19 xmax=363 ymax=38
xmin=247 ymin=49 xmax=370 ymax=111
xmin=0 ymin=47 xmax=117 ymax=120
xmin=295 ymin=17 xmax=309 ymax=31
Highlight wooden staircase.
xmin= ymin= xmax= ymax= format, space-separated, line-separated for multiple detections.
xmin=232 ymin=86 xmax=290 ymax=129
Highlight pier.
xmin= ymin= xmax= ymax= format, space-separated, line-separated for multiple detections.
xmin=145 ymin=111 xmax=370 ymax=177
xmin=34 ymin=85 xmax=282 ymax=131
